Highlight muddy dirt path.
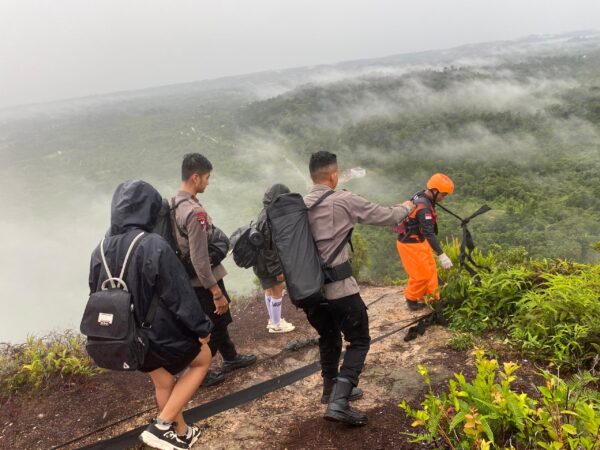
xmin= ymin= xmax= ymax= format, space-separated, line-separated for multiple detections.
xmin=1 ymin=286 xmax=462 ymax=450
xmin=185 ymin=286 xmax=456 ymax=450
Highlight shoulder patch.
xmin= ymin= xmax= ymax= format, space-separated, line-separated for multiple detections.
xmin=196 ymin=211 xmax=208 ymax=231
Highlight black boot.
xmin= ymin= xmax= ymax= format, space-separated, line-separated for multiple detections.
xmin=320 ymin=378 xmax=364 ymax=404
xmin=201 ymin=370 xmax=226 ymax=388
xmin=323 ymin=377 xmax=368 ymax=426
xmin=221 ymin=354 xmax=257 ymax=373
xmin=406 ymin=299 xmax=425 ymax=311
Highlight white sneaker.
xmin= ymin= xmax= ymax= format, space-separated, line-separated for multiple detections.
xmin=267 ymin=318 xmax=293 ymax=330
xmin=269 ymin=319 xmax=295 ymax=333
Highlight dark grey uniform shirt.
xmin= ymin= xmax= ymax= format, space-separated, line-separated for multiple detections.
xmin=173 ymin=190 xmax=227 ymax=289
xmin=304 ymin=184 xmax=412 ymax=300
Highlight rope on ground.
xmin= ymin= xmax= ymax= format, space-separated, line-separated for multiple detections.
xmin=365 ymin=292 xmax=392 ymax=308
xmin=59 ymin=310 xmax=429 ymax=450
xmin=53 ymin=335 xmax=312 ymax=450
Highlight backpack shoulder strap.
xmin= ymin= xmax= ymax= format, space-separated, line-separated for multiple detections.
xmin=119 ymin=232 xmax=146 ymax=281
xmin=307 ymin=190 xmax=351 ymax=267
xmin=100 ymin=238 xmax=115 ymax=289
xmin=325 ymin=228 xmax=354 ymax=267
xmin=100 ymin=232 xmax=146 ymax=292
xmin=141 ymin=293 xmax=160 ymax=329
xmin=308 ymin=190 xmax=335 ymax=210
xmin=98 ymin=232 xmax=159 ymax=328
xmin=170 ymin=197 xmax=192 ymax=240
xmin=170 ymin=197 xmax=189 ymax=210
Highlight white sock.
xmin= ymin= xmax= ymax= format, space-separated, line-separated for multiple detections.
xmin=271 ymin=297 xmax=282 ymax=325
xmin=264 ymin=294 xmax=273 ymax=322
xmin=155 ymin=418 xmax=172 ymax=430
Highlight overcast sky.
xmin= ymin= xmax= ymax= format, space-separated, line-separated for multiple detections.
xmin=1 ymin=0 xmax=600 ymax=108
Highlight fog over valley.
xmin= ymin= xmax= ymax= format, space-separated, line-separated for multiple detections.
xmin=2 ymin=32 xmax=600 ymax=341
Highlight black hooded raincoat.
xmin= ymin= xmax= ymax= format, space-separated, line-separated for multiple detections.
xmin=89 ymin=180 xmax=213 ymax=368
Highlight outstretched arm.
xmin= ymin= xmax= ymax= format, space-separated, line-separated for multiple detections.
xmin=350 ymin=193 xmax=414 ymax=226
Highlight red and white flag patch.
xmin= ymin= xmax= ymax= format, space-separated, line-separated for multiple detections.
xmin=424 ymin=214 xmax=433 ymax=220
xmin=196 ymin=212 xmax=208 ymax=231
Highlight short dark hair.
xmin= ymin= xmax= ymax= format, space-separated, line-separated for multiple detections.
xmin=309 ymin=151 xmax=337 ymax=180
xmin=182 ymin=153 xmax=213 ymax=180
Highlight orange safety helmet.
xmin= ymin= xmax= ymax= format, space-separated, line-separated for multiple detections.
xmin=427 ymin=173 xmax=454 ymax=194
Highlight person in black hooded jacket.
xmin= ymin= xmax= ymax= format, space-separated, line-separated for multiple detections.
xmin=253 ymin=183 xmax=295 ymax=333
xmin=89 ymin=180 xmax=213 ymax=450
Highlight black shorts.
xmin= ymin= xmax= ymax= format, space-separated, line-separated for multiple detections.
xmin=139 ymin=346 xmax=201 ymax=376
xmin=259 ymin=276 xmax=282 ymax=290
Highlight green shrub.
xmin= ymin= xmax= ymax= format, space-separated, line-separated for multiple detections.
xmin=350 ymin=229 xmax=371 ymax=281
xmin=441 ymin=242 xmax=533 ymax=334
xmin=440 ymin=242 xmax=600 ymax=369
xmin=0 ymin=332 xmax=101 ymax=395
xmin=510 ymin=266 xmax=600 ymax=370
xmin=447 ymin=267 xmax=532 ymax=334
xmin=449 ymin=332 xmax=476 ymax=351
xmin=400 ymin=351 xmax=600 ymax=449
xmin=382 ymin=275 xmax=407 ymax=286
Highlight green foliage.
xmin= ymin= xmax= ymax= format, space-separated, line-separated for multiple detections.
xmin=235 ymin=50 xmax=600 ymax=267
xmin=0 ymin=332 xmax=101 ymax=396
xmin=449 ymin=332 xmax=476 ymax=352
xmin=447 ymin=266 xmax=532 ymax=334
xmin=356 ymin=224 xmax=404 ymax=282
xmin=510 ymin=266 xmax=600 ymax=370
xmin=441 ymin=242 xmax=600 ymax=370
xmin=440 ymin=242 xmax=533 ymax=334
xmin=5 ymin=37 xmax=600 ymax=346
xmin=400 ymin=351 xmax=600 ymax=449
xmin=350 ymin=228 xmax=371 ymax=281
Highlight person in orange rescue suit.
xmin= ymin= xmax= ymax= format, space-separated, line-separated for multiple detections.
xmin=396 ymin=173 xmax=455 ymax=310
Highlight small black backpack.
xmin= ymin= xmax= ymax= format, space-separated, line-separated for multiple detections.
xmin=230 ymin=223 xmax=264 ymax=269
xmin=208 ymin=226 xmax=231 ymax=266
xmin=152 ymin=197 xmax=230 ymax=273
xmin=80 ymin=232 xmax=158 ymax=371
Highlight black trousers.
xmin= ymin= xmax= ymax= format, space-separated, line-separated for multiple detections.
xmin=194 ymin=279 xmax=238 ymax=361
xmin=304 ymin=293 xmax=370 ymax=387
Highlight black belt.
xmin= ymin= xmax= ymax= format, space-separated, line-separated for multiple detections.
xmin=397 ymin=234 xmax=424 ymax=244
xmin=323 ymin=261 xmax=353 ymax=284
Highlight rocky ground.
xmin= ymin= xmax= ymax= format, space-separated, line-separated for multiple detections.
xmin=1 ymin=285 xmax=537 ymax=450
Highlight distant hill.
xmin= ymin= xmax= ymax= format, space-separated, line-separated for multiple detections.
xmin=1 ymin=30 xmax=600 ymax=341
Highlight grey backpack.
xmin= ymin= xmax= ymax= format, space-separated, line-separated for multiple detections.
xmin=267 ymin=191 xmax=352 ymax=308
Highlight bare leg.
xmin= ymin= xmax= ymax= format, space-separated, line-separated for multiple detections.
xmin=150 ymin=343 xmax=211 ymax=435
xmin=148 ymin=370 xmax=189 ymax=435
xmin=264 ymin=288 xmax=273 ymax=324
xmin=271 ymin=282 xmax=284 ymax=298
xmin=149 ymin=368 xmax=176 ymax=411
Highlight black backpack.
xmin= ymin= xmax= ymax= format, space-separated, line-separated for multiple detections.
xmin=152 ymin=198 xmax=179 ymax=252
xmin=229 ymin=223 xmax=264 ymax=269
xmin=208 ymin=226 xmax=231 ymax=267
xmin=267 ymin=191 xmax=353 ymax=309
xmin=80 ymin=232 xmax=158 ymax=371
xmin=152 ymin=197 xmax=230 ymax=273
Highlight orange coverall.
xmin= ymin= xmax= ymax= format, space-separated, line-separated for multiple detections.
xmin=396 ymin=192 xmax=442 ymax=302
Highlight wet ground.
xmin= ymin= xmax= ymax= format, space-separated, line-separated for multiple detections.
xmin=1 ymin=286 xmax=474 ymax=449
